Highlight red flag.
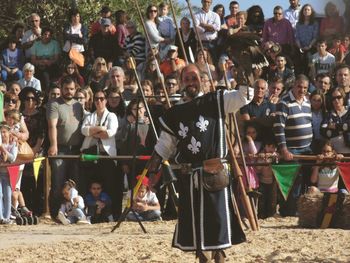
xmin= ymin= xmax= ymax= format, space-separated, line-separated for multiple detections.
xmin=336 ymin=162 xmax=350 ymax=192
xmin=7 ymin=165 xmax=20 ymax=191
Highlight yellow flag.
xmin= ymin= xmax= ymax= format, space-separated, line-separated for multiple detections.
xmin=33 ymin=157 xmax=44 ymax=184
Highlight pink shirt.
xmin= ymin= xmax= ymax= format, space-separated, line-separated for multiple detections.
xmin=262 ymin=18 xmax=295 ymax=45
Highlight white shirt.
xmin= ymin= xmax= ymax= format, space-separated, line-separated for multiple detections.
xmin=81 ymin=109 xmax=118 ymax=156
xmin=284 ymin=6 xmax=301 ymax=29
xmin=21 ymin=28 xmax=42 ymax=58
xmin=155 ymin=87 xmax=253 ymax=159
xmin=194 ymin=9 xmax=221 ymax=41
xmin=18 ymin=76 xmax=42 ymax=91
xmin=63 ymin=24 xmax=85 ymax=53
xmin=311 ymin=52 xmax=336 ymax=75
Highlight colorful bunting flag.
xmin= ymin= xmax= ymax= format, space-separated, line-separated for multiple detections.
xmin=272 ymin=164 xmax=301 ymax=200
xmin=7 ymin=165 xmax=20 ymax=191
xmin=336 ymin=162 xmax=350 ymax=192
xmin=33 ymin=157 xmax=45 ymax=185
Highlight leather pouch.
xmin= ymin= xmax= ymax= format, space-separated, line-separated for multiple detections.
xmin=202 ymin=158 xmax=229 ymax=192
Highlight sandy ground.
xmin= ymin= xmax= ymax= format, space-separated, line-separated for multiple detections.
xmin=0 ymin=216 xmax=349 ymax=263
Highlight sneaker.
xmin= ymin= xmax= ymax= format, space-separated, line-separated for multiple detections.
xmin=1 ymin=219 xmax=14 ymax=225
xmin=77 ymin=219 xmax=90 ymax=225
xmin=57 ymin=211 xmax=70 ymax=225
xmin=107 ymin=215 xmax=114 ymax=222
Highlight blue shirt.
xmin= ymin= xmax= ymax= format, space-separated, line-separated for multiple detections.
xmin=240 ymin=98 xmax=276 ymax=119
xmin=295 ymin=22 xmax=319 ymax=48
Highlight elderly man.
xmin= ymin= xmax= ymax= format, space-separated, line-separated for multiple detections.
xmin=240 ymin=79 xmax=275 ymax=121
xmin=274 ymin=74 xmax=313 ymax=216
xmin=147 ymin=64 xmax=253 ymax=262
xmin=107 ymin=66 xmax=135 ymax=105
xmin=21 ymin=13 xmax=42 ymax=59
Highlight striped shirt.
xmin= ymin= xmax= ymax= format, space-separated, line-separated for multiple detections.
xmin=273 ymin=90 xmax=313 ymax=149
xmin=125 ymin=32 xmax=146 ymax=64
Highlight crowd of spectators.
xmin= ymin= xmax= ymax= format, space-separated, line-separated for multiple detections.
xmin=0 ymin=0 xmax=350 ymax=224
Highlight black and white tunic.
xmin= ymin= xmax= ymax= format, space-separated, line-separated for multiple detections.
xmin=155 ymin=89 xmax=250 ymax=251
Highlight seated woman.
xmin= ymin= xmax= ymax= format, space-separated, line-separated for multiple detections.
xmin=59 ymin=61 xmax=85 ymax=88
xmin=18 ymin=63 xmax=41 ymax=91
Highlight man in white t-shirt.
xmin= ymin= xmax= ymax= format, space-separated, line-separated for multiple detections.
xmin=21 ymin=13 xmax=42 ymax=60
xmin=309 ymin=39 xmax=335 ymax=81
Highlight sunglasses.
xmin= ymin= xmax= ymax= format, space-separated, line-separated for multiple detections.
xmin=25 ymin=96 xmax=36 ymax=101
xmin=94 ymin=97 xmax=106 ymax=102
xmin=332 ymin=95 xmax=343 ymax=101
xmin=5 ymin=99 xmax=17 ymax=104
xmin=149 ymin=9 xmax=158 ymax=13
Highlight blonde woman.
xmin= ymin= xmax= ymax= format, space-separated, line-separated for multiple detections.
xmin=88 ymin=57 xmax=109 ymax=92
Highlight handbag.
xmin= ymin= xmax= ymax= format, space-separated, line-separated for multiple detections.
xmin=69 ymin=48 xmax=84 ymax=67
xmin=17 ymin=141 xmax=34 ymax=161
xmin=202 ymin=158 xmax=229 ymax=192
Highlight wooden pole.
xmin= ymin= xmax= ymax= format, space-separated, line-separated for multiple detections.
xmin=168 ymin=0 xmax=189 ymax=64
xmin=226 ymin=133 xmax=258 ymax=231
xmin=43 ymin=157 xmax=51 ymax=218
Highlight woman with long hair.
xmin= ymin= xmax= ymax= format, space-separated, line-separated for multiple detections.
xmin=88 ymin=57 xmax=109 ymax=92
xmin=295 ymin=4 xmax=318 ymax=75
xmin=60 ymin=61 xmax=85 ymax=87
xmin=175 ymin=17 xmax=197 ymax=63
xmin=145 ymin=4 xmax=170 ymax=57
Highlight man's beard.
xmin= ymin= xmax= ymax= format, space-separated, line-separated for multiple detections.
xmin=185 ymin=85 xmax=199 ymax=99
xmin=63 ymin=94 xmax=73 ymax=101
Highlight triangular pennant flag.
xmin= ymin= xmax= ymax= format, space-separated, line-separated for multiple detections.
xmin=272 ymin=164 xmax=301 ymax=200
xmin=7 ymin=165 xmax=20 ymax=191
xmin=336 ymin=162 xmax=350 ymax=192
xmin=33 ymin=158 xmax=44 ymax=185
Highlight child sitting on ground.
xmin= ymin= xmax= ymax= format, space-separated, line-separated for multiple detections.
xmin=85 ymin=181 xmax=114 ymax=223
xmin=308 ymin=140 xmax=344 ymax=194
xmin=126 ymin=175 xmax=161 ymax=222
xmin=0 ymin=122 xmax=18 ymax=224
xmin=256 ymin=138 xmax=278 ymax=219
xmin=57 ymin=179 xmax=89 ymax=225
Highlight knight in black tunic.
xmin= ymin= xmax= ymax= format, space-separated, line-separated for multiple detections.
xmin=149 ymin=64 xmax=253 ymax=262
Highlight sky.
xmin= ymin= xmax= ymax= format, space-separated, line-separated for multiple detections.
xmin=177 ymin=0 xmax=345 ymax=17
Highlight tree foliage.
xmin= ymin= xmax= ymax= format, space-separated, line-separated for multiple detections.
xmin=0 ymin=0 xmax=185 ymax=41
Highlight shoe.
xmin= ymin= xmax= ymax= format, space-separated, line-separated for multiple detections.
xmin=77 ymin=219 xmax=90 ymax=225
xmin=1 ymin=219 xmax=14 ymax=225
xmin=107 ymin=215 xmax=114 ymax=222
xmin=57 ymin=211 xmax=70 ymax=225
xmin=212 ymin=250 xmax=226 ymax=263
xmin=197 ymin=251 xmax=212 ymax=263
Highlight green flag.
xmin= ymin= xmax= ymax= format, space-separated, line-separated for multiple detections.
xmin=81 ymin=154 xmax=99 ymax=162
xmin=272 ymin=164 xmax=301 ymax=200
